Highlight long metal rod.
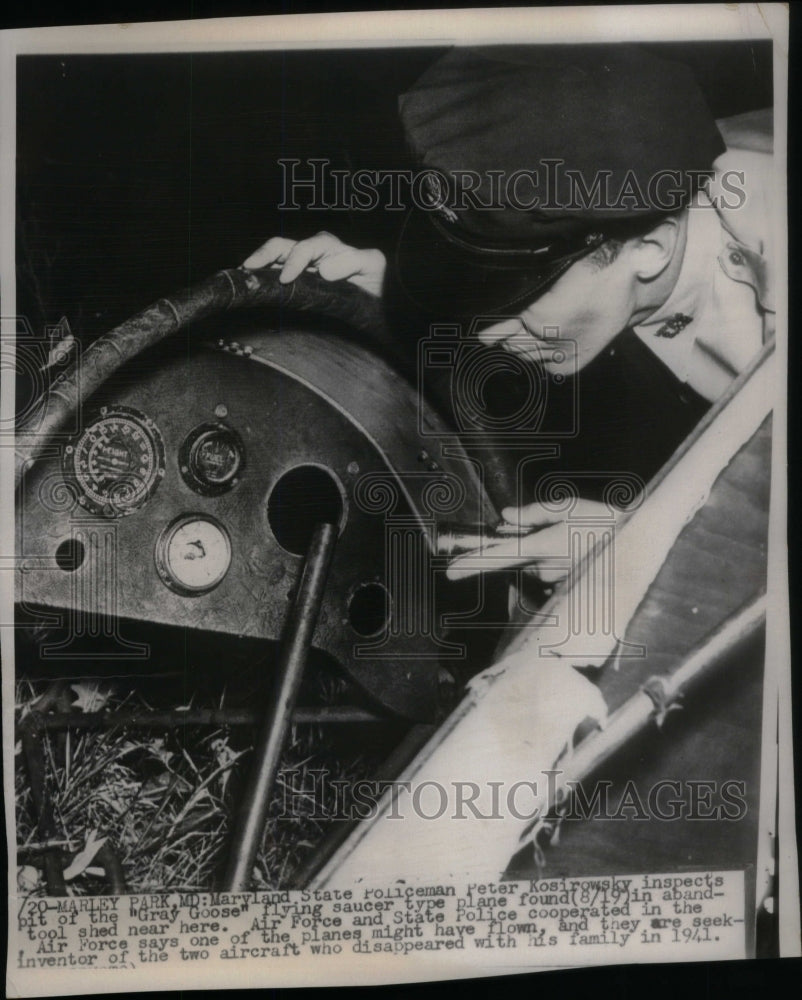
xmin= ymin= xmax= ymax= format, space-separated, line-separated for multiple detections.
xmin=21 ymin=716 xmax=66 ymax=895
xmin=27 ymin=705 xmax=384 ymax=731
xmin=223 ymin=522 xmax=338 ymax=891
xmin=550 ymin=593 xmax=767 ymax=808
xmin=94 ymin=843 xmax=128 ymax=895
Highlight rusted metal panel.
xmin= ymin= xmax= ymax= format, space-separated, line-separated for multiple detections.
xmin=16 ymin=326 xmax=496 ymax=721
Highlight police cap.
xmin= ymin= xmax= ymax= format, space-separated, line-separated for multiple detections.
xmin=395 ymin=44 xmax=725 ymax=316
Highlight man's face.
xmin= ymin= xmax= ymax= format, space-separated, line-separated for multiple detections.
xmin=476 ymin=242 xmax=638 ymax=375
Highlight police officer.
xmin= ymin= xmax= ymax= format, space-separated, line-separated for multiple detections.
xmin=244 ymin=44 xmax=774 ymax=581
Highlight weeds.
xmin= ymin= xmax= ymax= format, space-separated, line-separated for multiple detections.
xmin=15 ymin=673 xmax=393 ymax=895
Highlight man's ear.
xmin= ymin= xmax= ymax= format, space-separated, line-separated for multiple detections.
xmin=633 ymin=215 xmax=683 ymax=282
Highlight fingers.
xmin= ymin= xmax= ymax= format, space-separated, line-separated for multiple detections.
xmin=446 ymin=522 xmax=567 ymax=581
xmin=500 ymin=501 xmax=568 ymax=529
xmin=242 ymin=231 xmax=341 ymax=276
xmin=446 ymin=498 xmax=615 ymax=581
xmin=242 ymin=233 xmax=385 ymax=295
xmin=317 ymin=247 xmax=384 ymax=282
xmin=501 ymin=497 xmax=611 ymax=527
xmin=278 ymin=231 xmax=342 ymax=283
xmin=242 ymin=236 xmax=297 ymax=270
xmin=447 ymin=553 xmax=541 ymax=582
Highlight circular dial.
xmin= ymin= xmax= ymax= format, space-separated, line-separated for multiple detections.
xmin=180 ymin=423 xmax=245 ymax=496
xmin=64 ymin=406 xmax=165 ymax=517
xmin=155 ymin=515 xmax=232 ymax=594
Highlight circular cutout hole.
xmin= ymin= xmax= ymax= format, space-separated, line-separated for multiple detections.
xmin=267 ymin=465 xmax=345 ymax=556
xmin=55 ymin=538 xmax=85 ymax=572
xmin=348 ymin=582 xmax=391 ymax=637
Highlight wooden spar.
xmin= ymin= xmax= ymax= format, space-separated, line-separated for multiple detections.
xmin=548 ymin=594 xmax=767 ymax=814
xmin=309 ymin=343 xmax=775 ymax=889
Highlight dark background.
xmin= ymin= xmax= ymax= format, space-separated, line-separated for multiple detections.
xmin=17 ymin=41 xmax=773 ymax=345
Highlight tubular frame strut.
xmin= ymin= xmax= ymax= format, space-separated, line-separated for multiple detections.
xmin=22 ymin=705 xmax=385 ymax=731
xmin=223 ymin=522 xmax=339 ymax=891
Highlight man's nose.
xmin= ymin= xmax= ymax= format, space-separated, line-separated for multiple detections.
xmin=476 ymin=316 xmax=525 ymax=347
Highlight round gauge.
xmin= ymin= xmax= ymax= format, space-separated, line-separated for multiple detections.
xmin=64 ymin=405 xmax=165 ymax=517
xmin=155 ymin=515 xmax=232 ymax=595
xmin=179 ymin=423 xmax=245 ymax=496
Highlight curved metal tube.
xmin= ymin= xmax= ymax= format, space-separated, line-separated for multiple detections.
xmin=15 ymin=267 xmax=385 ymax=486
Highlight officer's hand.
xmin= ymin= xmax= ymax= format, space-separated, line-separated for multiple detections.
xmin=243 ymin=232 xmax=386 ymax=298
xmin=446 ymin=498 xmax=611 ymax=584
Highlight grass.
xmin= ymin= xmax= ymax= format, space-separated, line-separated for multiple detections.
xmin=15 ymin=671 xmax=394 ymax=896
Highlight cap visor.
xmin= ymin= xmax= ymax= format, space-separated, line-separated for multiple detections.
xmin=394 ymin=207 xmax=585 ymax=320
